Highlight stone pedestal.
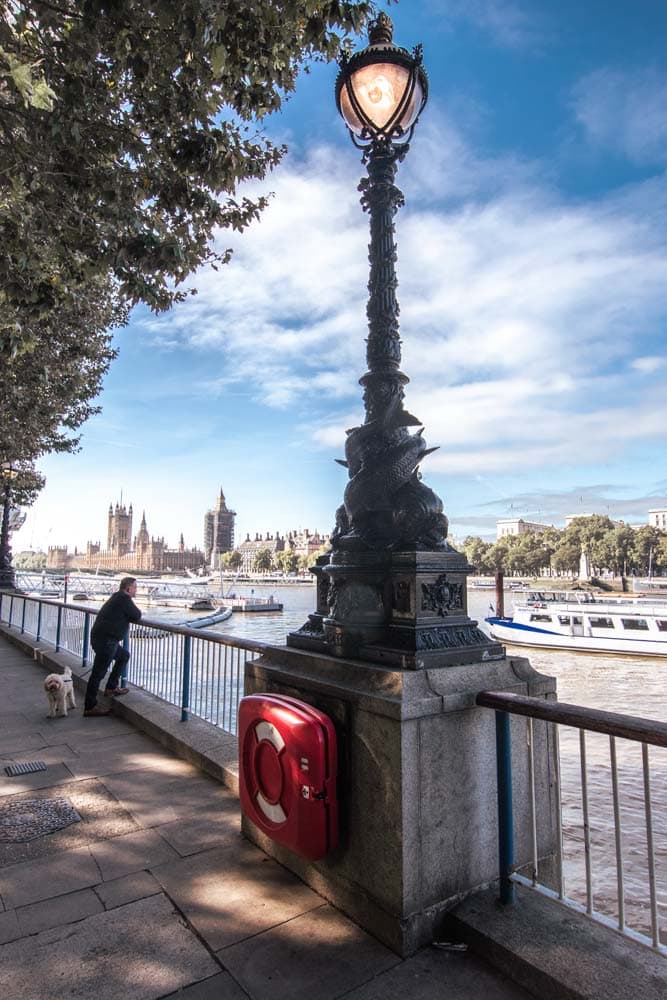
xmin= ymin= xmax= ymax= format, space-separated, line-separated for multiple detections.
xmin=242 ymin=644 xmax=558 ymax=956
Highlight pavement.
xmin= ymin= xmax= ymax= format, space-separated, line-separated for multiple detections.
xmin=0 ymin=635 xmax=533 ymax=1000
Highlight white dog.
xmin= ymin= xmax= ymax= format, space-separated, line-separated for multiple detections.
xmin=44 ymin=667 xmax=76 ymax=718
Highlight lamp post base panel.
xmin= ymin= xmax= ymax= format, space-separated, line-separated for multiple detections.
xmin=288 ymin=548 xmax=503 ymax=667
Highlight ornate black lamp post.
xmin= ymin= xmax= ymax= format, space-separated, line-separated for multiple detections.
xmin=0 ymin=463 xmax=19 ymax=590
xmin=289 ymin=15 xmax=501 ymax=666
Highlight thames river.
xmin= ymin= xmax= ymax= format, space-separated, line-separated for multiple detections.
xmin=180 ymin=581 xmax=665 ymax=942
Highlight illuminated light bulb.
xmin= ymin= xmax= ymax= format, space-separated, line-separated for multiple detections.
xmin=365 ymin=75 xmax=394 ymax=109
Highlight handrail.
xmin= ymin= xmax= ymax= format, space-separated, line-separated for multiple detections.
xmin=477 ymin=688 xmax=666 ymax=954
xmin=3 ymin=593 xmax=272 ymax=655
xmin=476 ymin=691 xmax=667 ymax=747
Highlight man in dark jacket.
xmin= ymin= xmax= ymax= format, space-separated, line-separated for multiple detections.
xmin=84 ymin=577 xmax=142 ymax=717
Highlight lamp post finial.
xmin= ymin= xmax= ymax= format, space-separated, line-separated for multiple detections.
xmin=368 ymin=12 xmax=393 ymax=46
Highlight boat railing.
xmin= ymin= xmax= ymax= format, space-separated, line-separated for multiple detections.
xmin=476 ymin=689 xmax=666 ymax=954
xmin=0 ymin=591 xmax=271 ymax=733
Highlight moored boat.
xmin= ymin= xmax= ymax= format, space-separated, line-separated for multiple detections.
xmin=486 ymin=590 xmax=667 ymax=656
xmin=183 ymin=607 xmax=233 ymax=629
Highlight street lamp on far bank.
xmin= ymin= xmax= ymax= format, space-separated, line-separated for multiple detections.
xmin=0 ymin=463 xmax=19 ymax=590
xmin=288 ymin=14 xmax=502 ymax=667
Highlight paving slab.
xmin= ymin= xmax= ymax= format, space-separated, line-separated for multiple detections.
xmin=0 ymin=907 xmax=20 ymax=944
xmin=169 ymin=971 xmax=253 ymax=999
xmin=93 ymin=870 xmax=161 ymax=910
xmin=0 ymin=760 xmax=75 ymax=797
xmin=89 ymin=826 xmax=180 ymax=880
xmin=0 ymin=844 xmax=101 ymax=908
xmin=0 ymin=892 xmax=219 ymax=1000
xmin=65 ymin=733 xmax=185 ymax=779
xmin=342 ymin=944 xmax=534 ymax=999
xmin=16 ymin=886 xmax=104 ymax=936
xmin=0 ymin=731 xmax=48 ymax=755
xmin=99 ymin=766 xmax=233 ymax=828
xmin=152 ymin=842 xmax=324 ymax=951
xmin=155 ymin=802 xmax=242 ymax=857
xmin=0 ymin=742 xmax=80 ymax=767
xmin=220 ymin=902 xmax=400 ymax=1000
xmin=0 ymin=778 xmax=140 ymax=867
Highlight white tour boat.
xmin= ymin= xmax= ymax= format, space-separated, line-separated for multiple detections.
xmin=485 ymin=590 xmax=667 ymax=656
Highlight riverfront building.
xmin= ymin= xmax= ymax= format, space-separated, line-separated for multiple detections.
xmin=496 ymin=518 xmax=551 ymax=539
xmin=237 ymin=532 xmax=286 ymax=573
xmin=46 ymin=501 xmax=205 ymax=573
xmin=236 ymin=527 xmax=330 ymax=572
xmin=203 ymin=488 xmax=236 ymax=569
xmin=648 ymin=508 xmax=667 ymax=529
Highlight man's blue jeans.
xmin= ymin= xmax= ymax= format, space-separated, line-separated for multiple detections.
xmin=85 ymin=637 xmax=130 ymax=710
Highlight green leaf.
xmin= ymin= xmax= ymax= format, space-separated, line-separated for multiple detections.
xmin=210 ymin=44 xmax=227 ymax=76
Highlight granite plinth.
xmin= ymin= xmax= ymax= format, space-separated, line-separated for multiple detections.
xmin=243 ymin=644 xmax=557 ymax=956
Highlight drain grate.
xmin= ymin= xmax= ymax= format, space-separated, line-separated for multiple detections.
xmin=4 ymin=761 xmax=47 ymax=777
xmin=0 ymin=797 xmax=81 ymax=842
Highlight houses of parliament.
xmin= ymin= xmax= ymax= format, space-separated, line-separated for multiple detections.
xmin=46 ymin=488 xmax=328 ymax=573
xmin=46 ymin=497 xmax=215 ymax=573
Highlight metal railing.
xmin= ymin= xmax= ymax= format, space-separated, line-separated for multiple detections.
xmin=477 ymin=690 xmax=667 ymax=955
xmin=0 ymin=592 xmax=268 ymax=733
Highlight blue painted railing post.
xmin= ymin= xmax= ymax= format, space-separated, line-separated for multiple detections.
xmin=20 ymin=598 xmax=26 ymax=634
xmin=495 ymin=709 xmax=516 ymax=905
xmin=36 ymin=600 xmax=42 ymax=641
xmin=9 ymin=594 xmax=14 ymax=625
xmin=181 ymin=635 xmax=192 ymax=722
xmin=55 ymin=605 xmax=63 ymax=652
xmin=82 ymin=612 xmax=90 ymax=668
xmin=121 ymin=630 xmax=129 ymax=686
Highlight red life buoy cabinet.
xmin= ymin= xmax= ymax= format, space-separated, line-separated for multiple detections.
xmin=238 ymin=693 xmax=338 ymax=861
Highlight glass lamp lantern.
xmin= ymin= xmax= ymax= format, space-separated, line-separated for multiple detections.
xmin=1 ymin=463 xmax=18 ymax=482
xmin=335 ymin=13 xmax=428 ymax=145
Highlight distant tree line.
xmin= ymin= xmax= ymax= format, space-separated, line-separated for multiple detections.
xmin=13 ymin=549 xmax=47 ymax=570
xmin=461 ymin=516 xmax=667 ymax=579
xmin=220 ymin=545 xmax=329 ymax=575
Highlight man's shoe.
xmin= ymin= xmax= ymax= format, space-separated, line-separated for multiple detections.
xmin=83 ymin=706 xmax=112 ymax=717
xmin=104 ymin=687 xmax=129 ymax=696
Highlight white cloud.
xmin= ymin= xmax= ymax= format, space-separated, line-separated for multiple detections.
xmin=632 ymin=356 xmax=666 ymax=374
xmin=429 ymin=0 xmax=550 ymax=49
xmin=135 ymin=115 xmax=667 ymax=488
xmin=571 ymin=67 xmax=667 ymax=165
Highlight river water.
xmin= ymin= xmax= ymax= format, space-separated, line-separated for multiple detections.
xmin=153 ymin=581 xmax=665 ymax=942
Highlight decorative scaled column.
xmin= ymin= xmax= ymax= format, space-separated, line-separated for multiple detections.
xmin=288 ymin=136 xmax=502 ymax=667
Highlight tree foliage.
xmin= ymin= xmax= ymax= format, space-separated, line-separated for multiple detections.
xmin=14 ymin=549 xmax=47 ymax=569
xmin=462 ymin=518 xmax=667 ymax=579
xmin=0 ymin=0 xmax=374 ymax=357
xmin=252 ymin=547 xmax=274 ymax=572
xmin=0 ymin=286 xmax=120 ymax=463
xmin=221 ymin=548 xmax=242 ymax=570
xmin=277 ymin=547 xmax=302 ymax=574
xmin=2 ymin=460 xmax=45 ymax=507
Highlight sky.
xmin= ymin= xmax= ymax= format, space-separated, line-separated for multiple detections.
xmin=13 ymin=0 xmax=667 ymax=555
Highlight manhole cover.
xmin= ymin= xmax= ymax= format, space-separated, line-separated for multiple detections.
xmin=0 ymin=797 xmax=82 ymax=843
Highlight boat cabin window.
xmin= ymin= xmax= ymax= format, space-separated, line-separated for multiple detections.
xmin=657 ymin=620 xmax=667 ymax=632
xmin=621 ymin=618 xmax=649 ymax=630
xmin=558 ymin=616 xmax=571 ymax=625
xmin=588 ymin=616 xmax=614 ymax=629
xmin=573 ymin=616 xmax=583 ymax=625
xmin=530 ymin=614 xmax=553 ymax=622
